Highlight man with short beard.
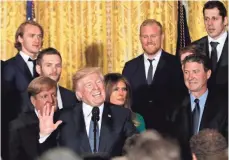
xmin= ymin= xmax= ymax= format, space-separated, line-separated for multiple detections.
xmin=122 ymin=19 xmax=185 ymax=134
xmin=36 ymin=47 xmax=78 ymax=109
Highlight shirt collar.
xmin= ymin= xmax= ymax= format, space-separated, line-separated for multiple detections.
xmin=143 ymin=49 xmax=162 ymax=62
xmin=190 ymin=89 xmax=208 ymax=109
xmin=20 ymin=51 xmax=32 ymax=62
xmin=82 ymin=102 xmax=104 ymax=118
xmin=208 ymin=31 xmax=227 ymax=44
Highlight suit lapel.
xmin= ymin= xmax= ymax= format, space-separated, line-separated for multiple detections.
xmin=217 ymin=33 xmax=228 ymax=68
xmin=182 ymin=96 xmax=193 ymax=138
xmin=99 ymin=103 xmax=112 ymax=152
xmin=204 ymin=38 xmax=210 ymax=57
xmin=152 ymin=51 xmax=166 ymax=84
xmin=199 ymin=93 xmax=217 ymax=130
xmin=73 ymin=106 xmax=92 ymax=153
xmin=136 ymin=55 xmax=148 ymax=84
xmin=15 ymin=53 xmax=33 ymax=81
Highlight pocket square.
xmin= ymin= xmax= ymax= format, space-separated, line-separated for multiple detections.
xmin=108 ymin=114 xmax=111 ymax=118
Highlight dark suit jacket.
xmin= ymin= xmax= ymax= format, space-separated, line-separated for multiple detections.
xmin=170 ymin=90 xmax=228 ymax=160
xmin=192 ymin=34 xmax=228 ymax=97
xmin=59 ymin=86 xmax=78 ymax=108
xmin=8 ymin=111 xmax=40 ymax=160
xmin=41 ymin=102 xmax=137 ymax=158
xmin=3 ymin=53 xmax=37 ymax=120
xmin=2 ymin=54 xmax=36 ymax=160
xmin=122 ymin=50 xmax=186 ymax=133
xmin=9 ymin=109 xmax=61 ymax=160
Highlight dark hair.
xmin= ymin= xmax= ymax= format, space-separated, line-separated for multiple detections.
xmin=182 ymin=54 xmax=211 ymax=72
xmin=190 ymin=129 xmax=228 ymax=160
xmin=36 ymin=47 xmax=62 ymax=65
xmin=179 ymin=44 xmax=204 ymax=57
xmin=14 ymin=21 xmax=44 ymax=51
xmin=203 ymin=1 xmax=227 ymax=19
xmin=140 ymin=19 xmax=163 ymax=35
xmin=104 ymin=73 xmax=132 ymax=109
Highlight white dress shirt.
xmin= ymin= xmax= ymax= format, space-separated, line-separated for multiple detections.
xmin=19 ymin=51 xmax=35 ymax=76
xmin=208 ymin=31 xmax=227 ymax=61
xmin=57 ymin=85 xmax=63 ymax=109
xmin=82 ymin=103 xmax=104 ymax=136
xmin=143 ymin=49 xmax=162 ymax=80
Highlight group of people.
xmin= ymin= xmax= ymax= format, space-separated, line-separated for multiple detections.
xmin=1 ymin=1 xmax=228 ymax=160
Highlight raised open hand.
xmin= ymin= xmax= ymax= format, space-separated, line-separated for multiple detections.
xmin=38 ymin=105 xmax=62 ymax=136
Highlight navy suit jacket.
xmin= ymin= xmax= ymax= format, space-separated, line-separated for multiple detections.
xmin=41 ymin=102 xmax=137 ymax=158
xmin=192 ymin=34 xmax=228 ymax=97
xmin=8 ymin=111 xmax=40 ymax=160
xmin=3 ymin=53 xmax=37 ymax=120
xmin=59 ymin=86 xmax=78 ymax=108
xmin=9 ymin=109 xmax=61 ymax=160
xmin=122 ymin=50 xmax=186 ymax=133
xmin=170 ymin=90 xmax=228 ymax=160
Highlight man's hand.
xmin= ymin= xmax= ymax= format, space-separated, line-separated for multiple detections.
xmin=38 ymin=105 xmax=62 ymax=136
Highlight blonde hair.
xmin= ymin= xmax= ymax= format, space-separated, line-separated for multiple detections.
xmin=140 ymin=19 xmax=163 ymax=35
xmin=72 ymin=67 xmax=104 ymax=100
xmin=27 ymin=76 xmax=57 ymax=97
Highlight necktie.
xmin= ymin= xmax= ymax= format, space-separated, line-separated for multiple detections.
xmin=192 ymin=99 xmax=200 ymax=135
xmin=89 ymin=118 xmax=100 ymax=153
xmin=28 ymin=58 xmax=37 ymax=77
xmin=210 ymin=42 xmax=219 ymax=71
xmin=147 ymin=59 xmax=153 ymax=85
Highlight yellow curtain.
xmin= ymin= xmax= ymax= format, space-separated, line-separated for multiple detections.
xmin=1 ymin=1 xmax=227 ymax=89
xmin=0 ymin=1 xmax=25 ymax=59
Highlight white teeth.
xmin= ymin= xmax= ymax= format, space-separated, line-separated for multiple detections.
xmin=93 ymin=92 xmax=101 ymax=97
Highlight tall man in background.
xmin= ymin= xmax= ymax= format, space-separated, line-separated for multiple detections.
xmin=193 ymin=1 xmax=228 ymax=97
xmin=2 ymin=21 xmax=44 ymax=160
xmin=36 ymin=47 xmax=78 ymax=109
xmin=3 ymin=20 xmax=44 ymax=119
xmin=122 ymin=19 xmax=185 ymax=134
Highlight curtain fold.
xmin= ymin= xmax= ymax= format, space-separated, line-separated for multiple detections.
xmin=1 ymin=1 xmax=228 ymax=89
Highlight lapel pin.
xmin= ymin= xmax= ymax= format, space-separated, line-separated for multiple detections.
xmin=108 ymin=114 xmax=111 ymax=118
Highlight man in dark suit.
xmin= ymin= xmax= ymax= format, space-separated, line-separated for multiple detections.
xmin=2 ymin=21 xmax=44 ymax=160
xmin=38 ymin=67 xmax=137 ymax=158
xmin=3 ymin=20 xmax=44 ymax=119
xmin=36 ymin=47 xmax=78 ymax=109
xmin=171 ymin=54 xmax=227 ymax=160
xmin=122 ymin=19 xmax=185 ymax=133
xmin=192 ymin=1 xmax=228 ymax=97
xmin=8 ymin=76 xmax=60 ymax=160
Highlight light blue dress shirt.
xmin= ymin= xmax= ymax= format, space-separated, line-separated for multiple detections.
xmin=190 ymin=89 xmax=208 ymax=132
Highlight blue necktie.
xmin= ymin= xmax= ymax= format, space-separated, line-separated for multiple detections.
xmin=89 ymin=119 xmax=100 ymax=153
xmin=192 ymin=99 xmax=200 ymax=134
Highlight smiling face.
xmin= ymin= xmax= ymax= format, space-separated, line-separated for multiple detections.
xmin=183 ymin=62 xmax=211 ymax=96
xmin=76 ymin=72 xmax=105 ymax=107
xmin=140 ymin=23 xmax=164 ymax=57
xmin=204 ymin=7 xmax=227 ymax=39
xmin=18 ymin=24 xmax=43 ymax=57
xmin=110 ymin=80 xmax=127 ymax=106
